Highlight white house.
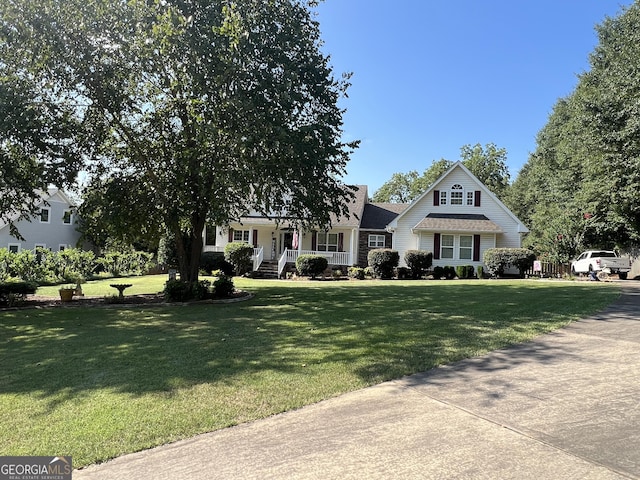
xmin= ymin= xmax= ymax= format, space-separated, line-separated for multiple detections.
xmin=0 ymin=188 xmax=82 ymax=253
xmin=387 ymin=162 xmax=529 ymax=268
xmin=204 ymin=162 xmax=529 ymax=276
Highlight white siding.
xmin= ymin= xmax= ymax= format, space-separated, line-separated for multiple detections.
xmin=391 ymin=164 xmax=526 ymax=268
xmin=0 ymin=192 xmax=81 ymax=251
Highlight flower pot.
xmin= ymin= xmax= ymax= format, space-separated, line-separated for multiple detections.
xmin=59 ymin=288 xmax=75 ymax=302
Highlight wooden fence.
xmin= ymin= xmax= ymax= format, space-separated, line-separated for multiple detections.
xmin=524 ymin=261 xmax=572 ymax=278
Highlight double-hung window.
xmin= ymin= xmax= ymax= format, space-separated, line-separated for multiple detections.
xmin=441 ymin=235 xmax=454 ymax=259
xmin=63 ymin=210 xmax=72 ymax=224
xmin=450 ymin=184 xmax=463 ymax=205
xmin=459 ymin=235 xmax=473 ymax=260
xmin=233 ymin=230 xmax=250 ymax=243
xmin=40 ymin=208 xmax=50 ymax=223
xmin=317 ymin=232 xmax=338 ymax=252
xmin=368 ymin=234 xmax=385 ymax=248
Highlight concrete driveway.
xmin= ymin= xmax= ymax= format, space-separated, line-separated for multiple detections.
xmin=76 ymin=283 xmax=640 ymax=480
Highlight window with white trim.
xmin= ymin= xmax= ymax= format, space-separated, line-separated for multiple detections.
xmin=466 ymin=191 xmax=474 ymax=206
xmin=459 ymin=235 xmax=473 ymax=260
xmin=368 ymin=234 xmax=386 ymax=248
xmin=40 ymin=208 xmax=50 ymax=223
xmin=8 ymin=243 xmax=20 ymax=253
xmin=63 ymin=210 xmax=72 ymax=224
xmin=317 ymin=232 xmax=338 ymax=252
xmin=59 ymin=244 xmax=67 ymax=251
xmin=441 ymin=234 xmax=454 ymax=259
xmin=205 ymin=225 xmax=217 ymax=246
xmin=439 ymin=190 xmax=447 ymax=205
xmin=450 ymin=184 xmax=463 ymax=205
xmin=233 ymin=230 xmax=250 ymax=243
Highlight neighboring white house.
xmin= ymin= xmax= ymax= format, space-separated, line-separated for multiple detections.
xmin=204 ymin=162 xmax=529 ymax=276
xmin=386 ymin=162 xmax=529 ymax=268
xmin=0 ymin=188 xmax=82 ymax=253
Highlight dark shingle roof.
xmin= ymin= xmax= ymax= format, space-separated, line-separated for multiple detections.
xmin=360 ymin=202 xmax=409 ymax=230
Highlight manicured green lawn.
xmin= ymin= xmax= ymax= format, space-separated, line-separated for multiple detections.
xmin=0 ymin=278 xmax=619 ymax=467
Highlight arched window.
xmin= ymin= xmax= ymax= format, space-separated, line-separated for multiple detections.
xmin=450 ymin=184 xmax=463 ymax=205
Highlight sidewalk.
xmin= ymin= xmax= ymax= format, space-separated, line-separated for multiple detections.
xmin=76 ymin=283 xmax=640 ymax=479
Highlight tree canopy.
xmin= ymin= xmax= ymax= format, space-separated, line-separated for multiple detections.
xmin=372 ymin=144 xmax=510 ymax=203
xmin=506 ymin=2 xmax=640 ymax=262
xmin=1 ymin=0 xmax=358 ymax=281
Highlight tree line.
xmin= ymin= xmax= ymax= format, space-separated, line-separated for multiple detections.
xmin=374 ymin=2 xmax=640 ymax=264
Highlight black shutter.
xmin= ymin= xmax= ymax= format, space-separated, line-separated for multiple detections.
xmin=434 ymin=233 xmax=441 ymax=260
xmin=473 ymin=234 xmax=481 ymax=261
xmin=474 ymin=190 xmax=481 ymax=207
xmin=434 ymin=190 xmax=440 ymax=206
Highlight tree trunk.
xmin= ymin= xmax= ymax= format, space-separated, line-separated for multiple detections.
xmin=174 ymin=216 xmax=206 ymax=284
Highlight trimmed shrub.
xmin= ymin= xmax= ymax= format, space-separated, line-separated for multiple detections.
xmin=224 ymin=242 xmax=254 ymax=275
xmin=212 ymin=271 xmax=235 ymax=297
xmin=477 ymin=265 xmax=484 ymax=279
xmin=432 ymin=266 xmax=444 ymax=279
xmin=200 ymin=252 xmax=234 ymax=276
xmin=163 ymin=279 xmax=211 ymax=302
xmin=455 ymin=265 xmax=475 ymax=279
xmin=483 ymin=248 xmax=536 ymax=278
xmin=296 ymin=254 xmax=329 ymax=279
xmin=443 ymin=266 xmax=456 ymax=280
xmin=404 ymin=250 xmax=433 ymax=279
xmin=367 ymin=249 xmax=399 ymax=279
xmin=396 ymin=267 xmax=410 ymax=279
xmin=347 ymin=266 xmax=365 ymax=280
xmin=0 ymin=280 xmax=37 ymax=306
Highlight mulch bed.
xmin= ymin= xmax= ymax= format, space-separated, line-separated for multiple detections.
xmin=0 ymin=291 xmax=253 ymax=311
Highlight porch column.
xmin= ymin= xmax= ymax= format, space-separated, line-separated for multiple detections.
xmin=350 ymin=228 xmax=357 ymax=265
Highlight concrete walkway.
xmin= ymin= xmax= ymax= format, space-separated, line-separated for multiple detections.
xmin=76 ymin=283 xmax=640 ymax=480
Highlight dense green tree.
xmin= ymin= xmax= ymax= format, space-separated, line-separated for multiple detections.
xmin=509 ymin=2 xmax=640 ymax=256
xmin=1 ymin=0 xmax=357 ymax=282
xmin=372 ymin=144 xmax=509 ymax=203
xmin=0 ymin=75 xmax=83 ymax=238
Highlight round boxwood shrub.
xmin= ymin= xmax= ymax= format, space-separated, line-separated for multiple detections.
xmin=224 ymin=242 xmax=254 ymax=275
xmin=367 ymin=249 xmax=399 ymax=279
xmin=296 ymin=254 xmax=329 ymax=279
xmin=404 ymin=250 xmax=433 ymax=279
xmin=455 ymin=265 xmax=475 ymax=279
xmin=347 ymin=266 xmax=365 ymax=280
xmin=432 ymin=266 xmax=444 ymax=279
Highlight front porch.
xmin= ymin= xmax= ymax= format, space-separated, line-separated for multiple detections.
xmin=203 ymin=224 xmax=356 ymax=278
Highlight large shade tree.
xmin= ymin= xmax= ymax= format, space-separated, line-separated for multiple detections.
xmin=508 ymin=2 xmax=640 ymax=259
xmin=1 ymin=0 xmax=358 ymax=282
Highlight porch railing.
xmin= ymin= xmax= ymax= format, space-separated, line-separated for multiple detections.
xmin=277 ymin=248 xmax=352 ymax=277
xmin=253 ymin=246 xmax=264 ymax=272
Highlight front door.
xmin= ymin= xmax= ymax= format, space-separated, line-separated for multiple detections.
xmin=280 ymin=232 xmax=294 ymax=254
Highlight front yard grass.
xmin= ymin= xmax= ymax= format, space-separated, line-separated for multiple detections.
xmin=0 ymin=278 xmax=619 ymax=467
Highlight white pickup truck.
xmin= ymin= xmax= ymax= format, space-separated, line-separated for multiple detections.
xmin=571 ymin=250 xmax=631 ymax=279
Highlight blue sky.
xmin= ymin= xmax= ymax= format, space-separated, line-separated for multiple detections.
xmin=314 ymin=0 xmax=634 ymax=194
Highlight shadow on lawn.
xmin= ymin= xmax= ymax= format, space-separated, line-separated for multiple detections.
xmin=0 ymin=282 xmax=618 ymax=408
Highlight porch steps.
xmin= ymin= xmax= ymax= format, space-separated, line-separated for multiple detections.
xmin=254 ymin=260 xmax=280 ymax=279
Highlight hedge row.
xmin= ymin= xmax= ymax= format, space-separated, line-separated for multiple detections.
xmin=0 ymin=247 xmax=154 ymax=285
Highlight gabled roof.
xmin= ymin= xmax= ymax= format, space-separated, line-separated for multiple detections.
xmin=413 ymin=213 xmax=502 ymax=233
xmin=387 ymin=161 xmax=529 ymax=233
xmin=0 ymin=187 xmax=75 ymax=232
xmin=360 ymin=202 xmax=409 ymax=230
